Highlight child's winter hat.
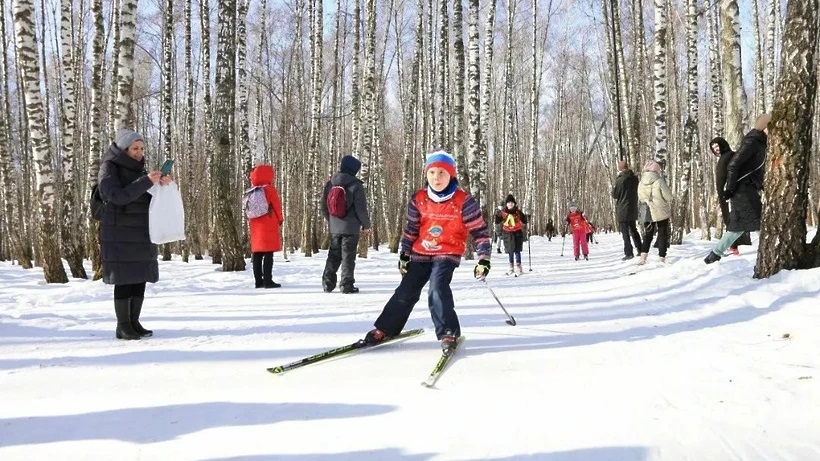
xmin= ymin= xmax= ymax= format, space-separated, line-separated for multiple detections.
xmin=643 ymin=159 xmax=662 ymax=173
xmin=340 ymin=155 xmax=362 ymax=176
xmin=424 ymin=150 xmax=457 ymax=178
xmin=505 ymin=194 xmax=517 ymax=205
xmin=568 ymin=201 xmax=578 ymax=211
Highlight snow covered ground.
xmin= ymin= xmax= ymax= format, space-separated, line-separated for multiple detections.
xmin=1 ymin=231 xmax=819 ymax=461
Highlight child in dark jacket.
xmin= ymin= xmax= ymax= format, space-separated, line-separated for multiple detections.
xmin=564 ymin=202 xmax=589 ymax=260
xmin=363 ymin=150 xmax=491 ymax=353
xmin=495 ymin=194 xmax=528 ymax=275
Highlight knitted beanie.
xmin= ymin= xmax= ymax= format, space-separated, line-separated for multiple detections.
xmin=424 ymin=150 xmax=457 ymax=178
xmin=340 ymin=155 xmax=362 ymax=175
xmin=115 ymin=129 xmax=144 ymax=150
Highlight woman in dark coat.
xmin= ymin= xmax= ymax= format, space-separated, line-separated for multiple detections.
xmin=98 ymin=129 xmax=171 ymax=339
xmin=496 ymin=195 xmax=528 ymax=275
xmin=710 ymin=136 xmax=751 ymax=254
xmin=705 ymin=114 xmax=770 ymax=264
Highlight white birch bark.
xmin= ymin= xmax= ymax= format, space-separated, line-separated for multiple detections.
xmin=652 ymin=0 xmax=668 ymax=166
xmin=719 ymin=0 xmax=747 ymax=146
xmin=14 ymin=0 xmax=69 ymax=282
xmin=466 ymin=0 xmax=483 ymax=209
xmin=115 ymin=0 xmax=139 ymax=130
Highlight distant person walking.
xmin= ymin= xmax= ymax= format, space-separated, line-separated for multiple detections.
xmin=320 ymin=155 xmax=372 ymax=293
xmin=611 ymin=160 xmax=642 ymax=261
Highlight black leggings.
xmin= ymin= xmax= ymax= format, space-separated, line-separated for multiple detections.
xmin=114 ymin=283 xmax=146 ymax=300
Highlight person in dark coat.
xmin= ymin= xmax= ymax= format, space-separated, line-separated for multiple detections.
xmin=710 ymin=136 xmax=751 ymax=255
xmin=320 ymin=155 xmax=372 ymax=293
xmin=248 ymin=164 xmax=284 ymax=288
xmin=492 ymin=202 xmax=504 ymax=252
xmin=545 ymin=218 xmax=556 ymax=241
xmin=611 ymin=160 xmax=642 ymax=260
xmin=495 ymin=194 xmax=528 ymax=275
xmin=705 ymin=114 xmax=770 ymax=264
xmin=98 ymin=129 xmax=171 ymax=340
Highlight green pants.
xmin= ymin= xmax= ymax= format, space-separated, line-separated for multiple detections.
xmin=711 ymin=231 xmax=744 ymax=256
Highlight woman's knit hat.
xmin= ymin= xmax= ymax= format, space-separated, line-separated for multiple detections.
xmin=505 ymin=194 xmax=517 ymax=205
xmin=424 ymin=150 xmax=457 ymax=178
xmin=643 ymin=159 xmax=662 ymax=173
xmin=115 ymin=129 xmax=144 ymax=150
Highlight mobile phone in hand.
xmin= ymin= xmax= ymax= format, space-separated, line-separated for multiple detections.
xmin=160 ymin=159 xmax=175 ymax=175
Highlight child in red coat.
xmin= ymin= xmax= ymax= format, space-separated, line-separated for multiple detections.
xmin=248 ymin=164 xmax=284 ymax=288
xmin=564 ymin=202 xmax=589 ymax=260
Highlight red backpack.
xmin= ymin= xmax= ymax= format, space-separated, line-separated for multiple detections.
xmin=327 ymin=185 xmax=350 ymax=218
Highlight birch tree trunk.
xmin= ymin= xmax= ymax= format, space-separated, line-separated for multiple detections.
xmin=357 ymin=0 xmax=375 ymax=258
xmin=525 ymin=0 xmax=539 ymax=214
xmin=719 ymin=0 xmax=747 ymax=146
xmin=302 ymin=0 xmax=323 ymax=256
xmin=0 ymin=0 xmax=32 ymax=268
xmin=652 ymin=0 xmax=668 ymax=166
xmin=237 ymin=0 xmax=251 ymax=172
xmin=755 ymin=0 xmax=819 ymax=278
xmin=707 ymin=1 xmax=723 ymax=136
xmin=479 ymin=0 xmax=496 ymax=187
xmin=671 ymin=0 xmax=698 ymax=245
xmin=58 ymin=0 xmax=85 ymax=278
xmin=115 ymin=0 xmax=139 ymax=130
xmin=453 ymin=0 xmax=467 ymax=185
xmin=14 ymin=0 xmax=69 ymax=283
xmin=752 ymin=0 xmax=764 ymax=116
xmin=162 ymin=0 xmax=173 ymax=160
xmin=108 ymin=0 xmax=120 ymax=138
xmin=212 ymin=0 xmax=245 ymax=271
xmin=87 ymin=0 xmax=105 ymax=277
xmin=764 ymin=0 xmax=777 ymax=111
xmin=466 ymin=0 xmax=483 ymax=211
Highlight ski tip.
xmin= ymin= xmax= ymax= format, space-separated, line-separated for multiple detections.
xmin=267 ymin=367 xmax=285 ymax=374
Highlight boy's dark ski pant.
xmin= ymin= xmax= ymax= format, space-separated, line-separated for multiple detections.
xmin=322 ymin=234 xmax=360 ymax=290
xmin=375 ymin=259 xmax=459 ymax=340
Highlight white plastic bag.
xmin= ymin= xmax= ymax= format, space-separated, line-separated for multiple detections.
xmin=148 ymin=181 xmax=186 ymax=244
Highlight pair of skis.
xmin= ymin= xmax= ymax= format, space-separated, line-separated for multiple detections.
xmin=267 ymin=329 xmax=464 ymax=387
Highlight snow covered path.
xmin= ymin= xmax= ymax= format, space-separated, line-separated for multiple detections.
xmin=1 ymin=231 xmax=819 ymax=460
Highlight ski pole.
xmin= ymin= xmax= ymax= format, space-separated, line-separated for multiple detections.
xmin=527 ymin=229 xmax=532 ymax=271
xmin=483 ymin=280 xmax=516 ymax=326
xmin=560 ymin=227 xmax=567 ymax=257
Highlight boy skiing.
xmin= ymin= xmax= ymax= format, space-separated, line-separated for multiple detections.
xmin=363 ymin=150 xmax=491 ymax=353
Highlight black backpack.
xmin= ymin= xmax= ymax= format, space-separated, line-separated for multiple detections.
xmin=90 ymin=184 xmax=106 ymax=221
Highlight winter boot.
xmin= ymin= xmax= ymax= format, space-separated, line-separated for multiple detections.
xmin=621 ymin=255 xmax=634 ymax=261
xmin=114 ymin=299 xmax=140 ymax=340
xmin=583 ymin=255 xmax=588 ymax=261
xmin=341 ymin=285 xmax=360 ymax=294
xmin=507 ymin=263 xmax=514 ymax=274
xmin=262 ymin=254 xmax=279 ymax=288
xmin=637 ymin=253 xmax=648 ymax=265
xmin=363 ymin=328 xmax=386 ymax=345
xmin=515 ymin=263 xmax=523 ymax=275
xmin=440 ymin=331 xmax=458 ymax=354
xmin=704 ymin=252 xmax=721 ymax=264
xmin=658 ymin=257 xmax=667 ymax=263
xmin=264 ymin=281 xmax=282 ymax=288
xmin=574 ymin=256 xmax=579 ymax=261
xmin=130 ymin=297 xmax=153 ymax=337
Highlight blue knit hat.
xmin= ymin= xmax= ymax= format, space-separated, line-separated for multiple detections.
xmin=424 ymin=150 xmax=456 ymax=178
xmin=340 ymin=155 xmax=361 ymax=175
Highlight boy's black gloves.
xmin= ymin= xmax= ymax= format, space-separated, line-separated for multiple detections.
xmin=398 ymin=252 xmax=411 ymax=276
xmin=474 ymin=259 xmax=491 ymax=280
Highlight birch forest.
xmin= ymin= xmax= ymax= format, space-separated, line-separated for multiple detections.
xmin=0 ymin=0 xmax=818 ymax=283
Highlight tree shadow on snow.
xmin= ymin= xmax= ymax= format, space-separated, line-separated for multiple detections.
xmin=200 ymin=446 xmax=649 ymax=461
xmin=0 ymin=402 xmax=394 ymax=448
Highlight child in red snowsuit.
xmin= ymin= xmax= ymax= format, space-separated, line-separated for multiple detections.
xmin=564 ymin=203 xmax=589 ymax=260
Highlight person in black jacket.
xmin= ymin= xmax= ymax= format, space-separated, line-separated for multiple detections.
xmin=98 ymin=129 xmax=171 ymax=340
xmin=710 ymin=136 xmax=751 ymax=255
xmin=705 ymin=114 xmax=770 ymax=264
xmin=320 ymin=155 xmax=372 ymax=293
xmin=611 ymin=160 xmax=642 ymax=260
